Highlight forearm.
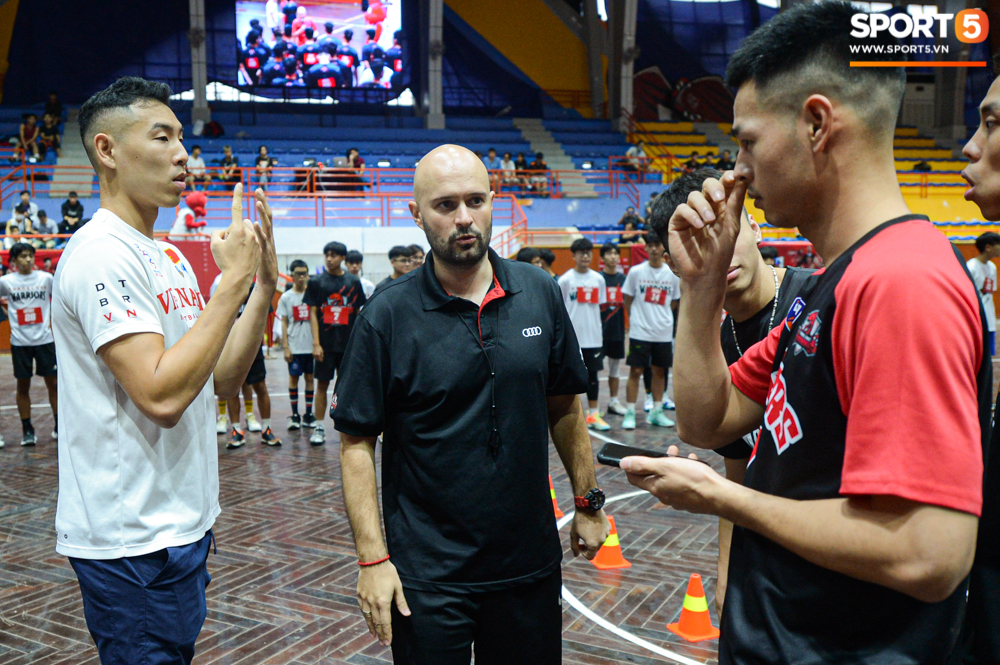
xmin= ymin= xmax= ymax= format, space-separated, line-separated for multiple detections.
xmin=717 ymin=457 xmax=746 ymax=614
xmin=310 ymin=308 xmax=321 ymax=348
xmin=340 ymin=434 xmax=388 ymax=560
xmin=214 ymin=282 xmax=275 ymax=396
xmin=548 ymin=395 xmax=597 ymax=495
xmin=281 ymin=319 xmax=290 ymax=350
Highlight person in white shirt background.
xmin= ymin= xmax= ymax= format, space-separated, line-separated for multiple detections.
xmin=0 ymin=242 xmax=57 ymax=448
xmin=30 ymin=210 xmax=59 ymax=249
xmin=277 ymin=259 xmax=317 ymax=429
xmin=967 ymin=231 xmax=1000 ymax=356
xmin=52 ymin=76 xmax=276 ymax=665
xmin=621 ymin=231 xmax=680 ymax=430
xmin=185 ymin=144 xmax=210 ymax=191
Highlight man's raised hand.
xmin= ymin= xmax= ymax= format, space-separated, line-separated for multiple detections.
xmin=252 ymin=188 xmax=278 ymax=292
xmin=211 ymin=183 xmax=261 ymax=289
xmin=667 ymin=171 xmax=747 ymax=286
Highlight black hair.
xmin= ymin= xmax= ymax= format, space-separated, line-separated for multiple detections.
xmin=344 ymin=29 xmax=353 ymax=40
xmin=644 ymin=230 xmax=664 ymax=246
xmin=290 ymin=259 xmax=309 ymax=272
xmin=247 ymin=30 xmax=261 ymax=45
xmin=284 ymin=25 xmax=293 ymax=37
xmin=272 ymin=27 xmax=282 ymax=36
xmin=323 ymin=241 xmax=347 ymax=257
xmin=345 ymin=250 xmax=364 ymax=264
xmin=366 ymin=28 xmax=376 ymax=38
xmin=68 ymin=190 xmax=78 ymax=197
xmin=538 ymin=248 xmax=555 ymax=266
xmin=9 ymin=242 xmax=34 ymax=263
xmin=407 ymin=244 xmax=425 ymax=256
xmin=325 ymin=22 xmax=334 ymax=32
xmin=535 ymin=152 xmax=544 ymax=160
xmin=976 ymin=232 xmax=1000 ymax=253
xmin=37 ymin=209 xmax=47 ymax=218
xmin=570 ymin=238 xmax=593 ymax=254
xmin=759 ymin=245 xmax=779 ymax=260
xmin=305 ymin=27 xmax=314 ymax=39
xmin=487 ymin=147 xmax=496 ymax=153
xmin=346 ymin=147 xmax=359 ymax=159
xmin=78 ymin=77 xmax=172 ymax=168
xmin=649 ymin=167 xmax=723 ymax=241
xmin=516 ymin=247 xmax=540 ymax=263
xmin=250 ymin=18 xmax=261 ymax=27
xmin=600 ymin=241 xmax=619 ymax=258
xmin=191 ymin=144 xmax=201 ymax=152
xmin=726 ymin=1 xmax=904 ymax=141
xmin=394 ymin=30 xmax=402 ymax=42
xmin=258 ymin=145 xmax=268 ymax=154
xmin=283 ymin=57 xmax=298 ymax=74
xmin=389 ymin=245 xmax=413 ymax=260
xmin=19 ymin=190 xmax=29 ymax=197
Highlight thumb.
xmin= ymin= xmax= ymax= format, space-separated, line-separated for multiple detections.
xmin=394 ymin=583 xmax=411 ymax=617
xmin=620 ymin=455 xmax=657 ymax=474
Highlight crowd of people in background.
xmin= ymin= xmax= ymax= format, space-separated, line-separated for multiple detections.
xmin=478 ymin=147 xmax=551 ymax=195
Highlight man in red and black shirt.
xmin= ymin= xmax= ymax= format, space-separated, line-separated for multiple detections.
xmin=336 ymin=30 xmax=360 ymax=86
xmin=620 ymin=4 xmax=989 ymax=664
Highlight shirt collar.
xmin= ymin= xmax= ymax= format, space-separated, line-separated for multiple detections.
xmin=419 ymin=246 xmax=522 ymax=311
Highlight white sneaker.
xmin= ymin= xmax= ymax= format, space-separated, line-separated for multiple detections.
xmin=309 ymin=423 xmax=325 ymax=446
xmin=246 ymin=414 xmax=262 ymax=432
xmin=216 ymin=415 xmax=229 ymax=434
xmin=644 ymin=394 xmax=653 ymax=412
xmin=664 ymin=397 xmax=676 ymax=410
xmin=606 ymin=401 xmax=627 ymax=416
xmin=0 ymin=434 xmax=5 ymax=448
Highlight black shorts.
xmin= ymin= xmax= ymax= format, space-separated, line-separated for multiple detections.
xmin=390 ymin=568 xmax=561 ymax=665
xmin=626 ymin=339 xmax=673 ymax=369
xmin=245 ymin=348 xmax=266 ymax=385
xmin=602 ymin=339 xmax=625 ymax=360
xmin=12 ymin=342 xmax=57 ymax=379
xmin=287 ymin=353 xmax=314 ymax=378
xmin=581 ymin=347 xmax=604 ymax=374
xmin=315 ymin=349 xmax=344 ymax=383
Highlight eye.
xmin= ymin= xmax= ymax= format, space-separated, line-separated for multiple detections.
xmin=986 ymin=119 xmax=996 ymax=131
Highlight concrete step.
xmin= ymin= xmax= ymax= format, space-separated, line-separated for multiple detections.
xmin=52 ymin=110 xmax=95 ymax=198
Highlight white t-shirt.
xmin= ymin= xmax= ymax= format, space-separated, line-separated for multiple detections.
xmin=0 ymin=270 xmax=53 ymax=346
xmin=169 ymin=206 xmax=194 ymax=241
xmin=276 ymin=288 xmax=313 ymax=355
xmin=967 ymin=257 xmax=997 ymax=332
xmin=622 ymin=260 xmax=681 ymax=343
xmin=558 ymin=268 xmax=606 ymax=349
xmin=187 ymin=155 xmax=206 ymax=176
xmin=360 ymin=277 xmax=375 ymax=299
xmin=52 ymin=208 xmax=219 ymax=559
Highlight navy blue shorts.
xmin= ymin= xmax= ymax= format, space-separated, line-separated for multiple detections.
xmin=288 ymin=353 xmax=314 ymax=377
xmin=69 ymin=531 xmax=213 ymax=665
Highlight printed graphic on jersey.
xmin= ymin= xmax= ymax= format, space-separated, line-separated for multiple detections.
xmin=292 ymin=303 xmax=310 ymax=321
xmin=982 ymin=277 xmax=995 ymax=295
xmin=642 ymin=286 xmax=669 ymax=306
xmin=763 ymin=362 xmax=803 ymax=455
xmin=605 ymin=286 xmax=623 ymax=304
xmin=575 ymin=287 xmax=600 ymax=304
xmin=785 ymin=296 xmax=806 ymax=330
xmin=163 ymin=247 xmax=189 ymax=277
xmin=792 ymin=310 xmax=822 ymax=357
xmin=16 ymin=307 xmax=43 ymax=325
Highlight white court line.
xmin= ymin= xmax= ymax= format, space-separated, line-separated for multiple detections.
xmin=557 ymin=484 xmax=706 ymax=665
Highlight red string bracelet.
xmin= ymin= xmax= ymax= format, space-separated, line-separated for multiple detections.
xmin=358 ymin=554 xmax=390 ymax=567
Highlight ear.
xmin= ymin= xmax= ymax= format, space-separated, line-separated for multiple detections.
xmin=408 ymin=200 xmax=423 ymax=231
xmin=746 ymin=210 xmax=763 ymax=244
xmin=92 ymin=132 xmax=117 ymax=171
xmin=802 ymin=94 xmax=835 ymax=155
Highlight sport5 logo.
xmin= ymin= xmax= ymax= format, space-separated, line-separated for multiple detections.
xmin=792 ymin=310 xmax=821 ymax=356
xmin=764 ymin=362 xmax=803 ymax=455
xmin=522 ymin=326 xmax=542 ymax=337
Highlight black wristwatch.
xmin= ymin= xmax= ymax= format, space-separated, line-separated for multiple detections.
xmin=574 ymin=488 xmax=606 ymax=512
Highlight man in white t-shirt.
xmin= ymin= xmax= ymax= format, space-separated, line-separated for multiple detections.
xmin=185 ymin=144 xmax=210 ymax=190
xmin=0 ymin=242 xmax=57 ymax=448
xmin=278 ymin=259 xmax=316 ymax=429
xmin=621 ymin=231 xmax=680 ymax=429
xmin=967 ymin=231 xmax=999 ymax=356
xmin=346 ymin=249 xmax=376 ymax=298
xmin=558 ymin=238 xmax=609 ymax=431
xmin=53 ymin=77 xmax=276 ymax=664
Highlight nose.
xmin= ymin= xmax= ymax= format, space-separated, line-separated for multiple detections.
xmin=734 ymin=152 xmax=753 ymax=184
xmin=963 ymin=131 xmax=982 ymax=163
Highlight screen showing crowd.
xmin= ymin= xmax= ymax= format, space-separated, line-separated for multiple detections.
xmin=235 ymin=0 xmax=402 ymax=90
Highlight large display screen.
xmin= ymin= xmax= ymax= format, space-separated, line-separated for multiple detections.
xmin=236 ymin=0 xmax=402 ymax=90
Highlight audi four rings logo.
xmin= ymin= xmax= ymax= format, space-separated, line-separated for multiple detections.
xmin=522 ymin=326 xmax=542 ymax=337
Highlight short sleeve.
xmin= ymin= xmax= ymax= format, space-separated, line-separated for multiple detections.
xmin=729 ymin=323 xmax=782 ymax=405
xmin=545 ymin=282 xmax=588 ymax=396
xmin=622 ymin=268 xmax=637 ymax=297
xmin=834 ymin=245 xmax=984 ymax=516
xmin=61 ymin=240 xmax=163 ymax=352
xmin=331 ymin=315 xmax=388 ymax=437
xmin=276 ymin=293 xmax=289 ymax=319
xmin=0 ymin=277 xmax=8 ymax=297
xmin=303 ymin=279 xmax=320 ymax=307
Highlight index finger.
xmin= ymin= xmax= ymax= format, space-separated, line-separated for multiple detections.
xmin=231 ymin=182 xmax=244 ymax=229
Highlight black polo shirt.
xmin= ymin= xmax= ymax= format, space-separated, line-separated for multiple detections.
xmin=332 ymin=248 xmax=588 ymax=592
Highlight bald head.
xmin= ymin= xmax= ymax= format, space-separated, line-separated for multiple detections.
xmin=413 ymin=145 xmax=490 ymax=207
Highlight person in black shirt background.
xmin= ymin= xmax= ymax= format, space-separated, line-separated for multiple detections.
xmin=361 ymin=28 xmax=382 ymax=65
xmin=304 ymin=241 xmax=366 ymax=446
xmin=318 ymin=21 xmax=338 ymax=53
xmin=651 ymin=167 xmax=812 ymax=616
xmin=305 ymin=51 xmax=347 ymax=89
xmin=599 ymin=241 xmax=628 ymax=415
xmin=333 ymin=145 xmax=608 ymax=661
xmin=272 ymin=25 xmax=297 ymax=63
xmin=280 ymin=0 xmax=298 ymax=27
xmin=298 ymin=27 xmax=322 ymax=68
xmin=60 ymin=191 xmax=85 ymax=235
xmin=336 ymin=29 xmax=360 ymax=86
xmin=385 ymin=30 xmax=403 ymax=86
xmin=241 ymin=31 xmax=270 ymax=85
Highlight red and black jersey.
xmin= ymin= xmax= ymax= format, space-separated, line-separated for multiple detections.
xmin=725 ymin=216 xmax=991 ymax=663
xmin=385 ymin=46 xmax=403 ymax=73
xmin=303 ymin=270 xmax=367 ymax=352
xmin=305 ymin=62 xmax=346 ymax=89
xmin=600 ymin=271 xmax=626 ymax=343
xmin=298 ymin=42 xmax=323 ymax=68
xmin=335 ymin=44 xmax=360 ymax=71
xmin=242 ymin=45 xmax=270 ymax=77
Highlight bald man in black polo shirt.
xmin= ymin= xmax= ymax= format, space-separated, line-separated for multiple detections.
xmin=333 ymin=145 xmax=610 ymax=664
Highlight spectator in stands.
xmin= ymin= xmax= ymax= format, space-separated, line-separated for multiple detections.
xmin=377 ymin=245 xmax=414 ymax=288
xmin=3 ymin=222 xmax=22 ymax=250
xmin=515 ymin=246 xmax=544 ymax=268
xmin=644 ymin=192 xmax=659 ymax=219
xmin=483 ymin=147 xmax=502 ymax=171
xmin=683 ymin=150 xmax=702 ymax=171
xmin=538 ymin=248 xmax=558 ymax=278
xmin=715 ymin=149 xmax=735 ymax=170
xmin=514 ymin=151 xmax=530 ymax=189
xmin=220 ymin=145 xmax=241 ymax=190
xmin=528 ymin=151 xmax=550 ymax=195
xmin=760 ymin=245 xmax=779 ymax=267
xmin=500 ymin=152 xmax=518 ymax=189
xmin=620 ymin=219 xmax=644 ymax=245
xmin=625 ymin=141 xmax=647 ymax=179
xmin=45 ymin=92 xmax=63 ymax=120
xmin=337 ymin=30 xmax=361 ymax=85
xmin=18 ymin=114 xmax=40 ymax=163
xmin=43 ymin=257 xmax=53 ymax=273
xmin=346 ymin=147 xmax=366 ymax=191
xmin=913 ymin=160 xmax=932 ymax=172
xmin=60 ymin=192 xmax=86 ymax=237
xmin=12 ymin=191 xmax=38 ymax=227
xmin=292 ymin=5 xmax=317 ymax=46
xmin=32 ymin=210 xmax=58 ymax=249
xmin=186 ymin=145 xmax=210 ymax=190
xmin=256 ymin=145 xmax=276 ymax=191
xmin=38 ymin=114 xmax=61 ymax=159
xmin=7 ymin=203 xmax=32 ymax=239
xmin=618 ymin=206 xmax=645 ymax=227
xmin=408 ymin=244 xmax=425 ymax=268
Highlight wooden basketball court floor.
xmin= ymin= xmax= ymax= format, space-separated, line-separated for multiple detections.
xmin=0 ymin=351 xmax=772 ymax=665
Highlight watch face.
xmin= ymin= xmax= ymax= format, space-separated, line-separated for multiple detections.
xmin=587 ymin=488 xmax=606 ymax=511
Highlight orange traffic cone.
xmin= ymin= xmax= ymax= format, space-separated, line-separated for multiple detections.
xmin=549 ymin=475 xmax=564 ymax=518
xmin=590 ymin=515 xmax=631 ymax=570
xmin=667 ymin=574 xmax=720 ymax=642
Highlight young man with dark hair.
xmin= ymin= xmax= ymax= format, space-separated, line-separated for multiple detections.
xmin=241 ymin=31 xmax=269 ymax=85
xmin=278 ymin=259 xmax=315 ymax=430
xmin=378 ymin=245 xmax=413 ymax=288
xmin=968 ymin=232 xmax=1000 ymax=356
xmin=336 ymin=29 xmax=361 ymax=86
xmin=759 ymin=244 xmax=778 ymax=266
xmin=624 ymin=4 xmax=987 ymax=663
xmin=385 ymin=30 xmax=403 ymax=87
xmin=32 ymin=210 xmax=58 ymax=249
xmin=345 ymin=250 xmax=376 ymax=297
xmin=298 ymin=27 xmax=322 ymax=68
xmin=305 ymin=50 xmax=347 ymax=89
xmin=559 ymin=238 xmax=609 ymax=430
xmin=1 ymin=242 xmax=56 ymax=447
xmin=305 ymin=240 xmax=366 ymax=445
xmin=537 ymin=248 xmax=557 ymax=278
xmin=599 ymin=241 xmax=627 ymax=415
xmin=621 ymin=231 xmax=679 ymax=429
xmin=57 ymin=76 xmax=276 ymax=663
xmin=60 ymin=191 xmax=85 ymax=235
xmin=220 ymin=145 xmax=240 ymax=190
xmin=407 ymin=244 xmax=425 ymax=268
xmin=515 ymin=246 xmax=542 ymax=268
xmin=318 ymin=21 xmax=337 ymax=53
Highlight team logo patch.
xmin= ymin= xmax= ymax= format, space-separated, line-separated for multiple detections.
xmin=763 ymin=362 xmax=803 ymax=455
xmin=792 ymin=310 xmax=822 ymax=357
xmin=163 ymin=247 xmax=189 ymax=277
xmin=785 ymin=297 xmax=806 ymax=330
